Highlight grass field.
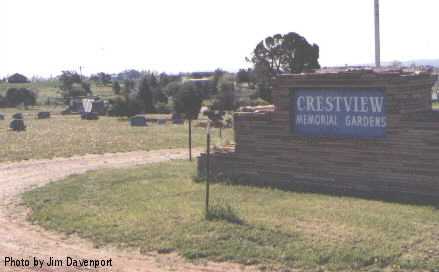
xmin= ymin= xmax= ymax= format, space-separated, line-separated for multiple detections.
xmin=23 ymin=160 xmax=439 ymax=271
xmin=0 ymin=81 xmax=115 ymax=104
xmin=0 ymin=110 xmax=232 ymax=162
xmin=433 ymin=102 xmax=439 ymax=110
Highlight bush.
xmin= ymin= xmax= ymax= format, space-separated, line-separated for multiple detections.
xmin=58 ymin=71 xmax=91 ymax=102
xmin=173 ymin=82 xmax=202 ymax=120
xmin=0 ymin=94 xmax=5 ymax=107
xmin=155 ymin=101 xmax=173 ymax=114
xmin=5 ymin=88 xmax=37 ymax=107
xmin=108 ymin=96 xmax=143 ymax=117
xmin=138 ymin=76 xmax=154 ymax=113
xmin=163 ymin=81 xmax=180 ymax=97
xmin=112 ymin=81 xmax=121 ymax=95
xmin=211 ymin=79 xmax=236 ymax=111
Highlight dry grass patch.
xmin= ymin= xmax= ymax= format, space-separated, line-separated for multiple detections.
xmin=0 ymin=111 xmax=232 ymax=162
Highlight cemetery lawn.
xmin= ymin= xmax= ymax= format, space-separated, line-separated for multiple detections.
xmin=22 ymin=160 xmax=439 ymax=271
xmin=433 ymin=102 xmax=439 ymax=110
xmin=0 ymin=112 xmax=232 ymax=162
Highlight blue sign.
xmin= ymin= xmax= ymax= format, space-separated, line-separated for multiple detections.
xmin=291 ymin=88 xmax=386 ymax=138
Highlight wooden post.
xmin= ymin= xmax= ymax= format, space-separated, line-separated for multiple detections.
xmin=188 ymin=119 xmax=192 ymax=161
xmin=205 ymin=122 xmax=211 ymax=217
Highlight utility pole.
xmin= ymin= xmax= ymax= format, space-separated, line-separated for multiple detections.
xmin=374 ymin=0 xmax=381 ymax=67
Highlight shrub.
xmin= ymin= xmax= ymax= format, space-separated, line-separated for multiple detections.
xmin=173 ymin=82 xmax=202 ymax=120
xmin=108 ymin=96 xmax=143 ymax=117
xmin=163 ymin=81 xmax=180 ymax=97
xmin=58 ymin=71 xmax=91 ymax=102
xmin=65 ymin=83 xmax=90 ymax=98
xmin=211 ymin=79 xmax=236 ymax=111
xmin=5 ymin=88 xmax=37 ymax=107
xmin=0 ymin=94 xmax=5 ymax=107
xmin=112 ymin=81 xmax=121 ymax=95
xmin=155 ymin=101 xmax=173 ymax=114
xmin=138 ymin=76 xmax=154 ymax=113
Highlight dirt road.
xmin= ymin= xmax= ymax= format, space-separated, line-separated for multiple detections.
xmin=0 ymin=149 xmax=255 ymax=272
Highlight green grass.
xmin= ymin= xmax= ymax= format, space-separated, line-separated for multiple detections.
xmin=0 ymin=112 xmax=232 ymax=162
xmin=23 ymin=160 xmax=439 ymax=271
xmin=0 ymin=81 xmax=115 ymax=104
xmin=0 ymin=81 xmax=60 ymax=104
xmin=433 ymin=102 xmax=439 ymax=110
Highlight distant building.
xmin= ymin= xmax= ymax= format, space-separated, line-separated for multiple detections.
xmin=7 ymin=73 xmax=29 ymax=84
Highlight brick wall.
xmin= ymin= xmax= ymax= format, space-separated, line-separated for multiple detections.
xmin=198 ymin=70 xmax=439 ymax=204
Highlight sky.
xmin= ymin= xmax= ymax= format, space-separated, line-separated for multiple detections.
xmin=1 ymin=0 xmax=438 ymax=78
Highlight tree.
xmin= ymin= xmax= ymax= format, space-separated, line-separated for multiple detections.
xmin=108 ymin=96 xmax=143 ymax=117
xmin=212 ymin=78 xmax=236 ymax=111
xmin=206 ymin=68 xmax=225 ymax=95
xmin=99 ymin=72 xmax=112 ymax=85
xmin=122 ymin=79 xmax=135 ymax=99
xmin=163 ymin=81 xmax=181 ymax=97
xmin=0 ymin=94 xmax=5 ymax=107
xmin=112 ymin=81 xmax=121 ymax=94
xmin=248 ymin=32 xmax=320 ymax=102
xmin=58 ymin=71 xmax=91 ymax=102
xmin=153 ymin=89 xmax=168 ymax=104
xmin=117 ymin=69 xmax=142 ymax=80
xmin=59 ymin=71 xmax=81 ymax=90
xmin=7 ymin=73 xmax=29 ymax=83
xmin=5 ymin=88 xmax=37 ymax=108
xmin=138 ymin=76 xmax=154 ymax=113
xmin=91 ymin=72 xmax=112 ymax=85
xmin=236 ymin=69 xmax=251 ymax=83
xmin=173 ymin=82 xmax=202 ymax=160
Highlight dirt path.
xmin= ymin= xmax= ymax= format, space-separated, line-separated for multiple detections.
xmin=0 ymin=149 xmax=256 ymax=272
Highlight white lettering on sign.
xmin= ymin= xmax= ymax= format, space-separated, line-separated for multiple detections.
xmin=296 ymin=114 xmax=337 ymax=126
xmin=296 ymin=96 xmax=385 ymax=113
xmin=293 ymin=88 xmax=386 ymax=138
xmin=345 ymin=116 xmax=387 ymax=128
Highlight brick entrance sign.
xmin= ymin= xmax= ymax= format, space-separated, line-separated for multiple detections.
xmin=198 ymin=70 xmax=439 ymax=203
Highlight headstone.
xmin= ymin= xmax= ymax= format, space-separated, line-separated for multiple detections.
xmin=130 ymin=115 xmax=147 ymax=127
xmin=82 ymin=98 xmax=94 ymax=113
xmin=92 ymin=100 xmax=106 ymax=115
xmin=172 ymin=113 xmax=184 ymax=124
xmin=37 ymin=112 xmax=51 ymax=119
xmin=81 ymin=112 xmax=99 ymax=120
xmin=69 ymin=99 xmax=84 ymax=113
xmin=12 ymin=113 xmax=23 ymax=119
xmin=0 ymin=113 xmax=4 ymax=120
xmin=157 ymin=119 xmax=167 ymax=125
xmin=10 ymin=119 xmax=26 ymax=131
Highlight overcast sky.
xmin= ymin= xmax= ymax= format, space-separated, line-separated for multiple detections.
xmin=1 ymin=0 xmax=438 ymax=78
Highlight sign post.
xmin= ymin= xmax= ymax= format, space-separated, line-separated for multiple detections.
xmin=205 ymin=121 xmax=211 ymax=217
